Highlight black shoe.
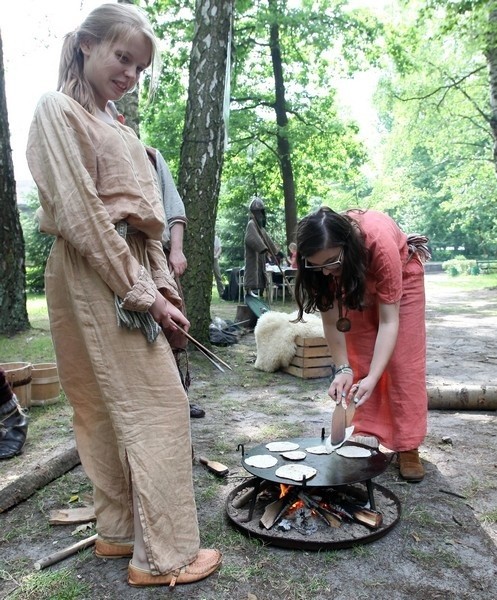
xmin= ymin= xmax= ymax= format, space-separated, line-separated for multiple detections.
xmin=189 ymin=403 xmax=205 ymax=419
xmin=0 ymin=395 xmax=28 ymax=459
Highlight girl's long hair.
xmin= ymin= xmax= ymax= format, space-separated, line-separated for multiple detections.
xmin=57 ymin=3 xmax=160 ymax=114
xmin=294 ymin=207 xmax=368 ymax=320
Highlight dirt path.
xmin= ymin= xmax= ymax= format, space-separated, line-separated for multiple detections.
xmin=1 ymin=274 xmax=497 ymax=600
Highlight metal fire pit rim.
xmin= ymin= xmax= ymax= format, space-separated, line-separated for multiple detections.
xmin=225 ymin=476 xmax=402 ymax=551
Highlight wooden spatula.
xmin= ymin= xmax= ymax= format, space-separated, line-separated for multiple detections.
xmin=345 ymin=399 xmax=356 ymax=428
xmin=330 ymin=401 xmax=347 ymax=446
xmin=198 ymin=456 xmax=229 ymax=477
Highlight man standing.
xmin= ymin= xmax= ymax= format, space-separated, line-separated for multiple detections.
xmin=244 ymin=197 xmax=279 ymax=297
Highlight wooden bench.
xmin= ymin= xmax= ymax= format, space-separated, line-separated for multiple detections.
xmin=476 ymin=260 xmax=497 ymax=274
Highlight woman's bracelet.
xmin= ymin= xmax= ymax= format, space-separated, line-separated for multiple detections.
xmin=333 ymin=364 xmax=353 ymax=377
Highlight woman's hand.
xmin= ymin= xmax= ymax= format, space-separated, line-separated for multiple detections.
xmin=328 ymin=373 xmax=353 ymax=405
xmin=149 ymin=291 xmax=190 ymax=333
xmin=347 ymin=375 xmax=377 ymax=407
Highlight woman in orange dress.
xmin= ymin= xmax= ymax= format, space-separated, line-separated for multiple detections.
xmin=294 ymin=206 xmax=430 ymax=481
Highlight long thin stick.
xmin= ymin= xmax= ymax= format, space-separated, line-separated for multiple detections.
xmin=34 ymin=534 xmax=97 ymax=570
xmin=177 ymin=328 xmax=232 ymax=371
xmin=192 ymin=345 xmax=225 ymax=372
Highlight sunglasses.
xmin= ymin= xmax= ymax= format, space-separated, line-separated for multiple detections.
xmin=304 ymin=248 xmax=344 ymax=272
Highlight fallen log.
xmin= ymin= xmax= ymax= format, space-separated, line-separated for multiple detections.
xmin=0 ymin=442 xmax=80 ymax=513
xmin=427 ymin=385 xmax=497 ymax=411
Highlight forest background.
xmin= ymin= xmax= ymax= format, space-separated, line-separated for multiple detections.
xmin=1 ymin=0 xmax=497 ymax=342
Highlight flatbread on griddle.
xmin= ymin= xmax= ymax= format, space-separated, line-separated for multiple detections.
xmin=305 ymin=445 xmax=328 ymax=455
xmin=280 ymin=450 xmax=306 ymax=461
xmin=244 ymin=454 xmax=278 ymax=468
xmin=336 ymin=445 xmax=372 ymax=458
xmin=265 ymin=441 xmax=300 ymax=452
xmin=275 ymin=464 xmax=317 ymax=482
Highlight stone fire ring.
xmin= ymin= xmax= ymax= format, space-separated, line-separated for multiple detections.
xmin=226 ymin=477 xmax=401 ymax=551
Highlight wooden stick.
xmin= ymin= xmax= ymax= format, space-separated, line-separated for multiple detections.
xmin=34 ymin=533 xmax=98 ymax=570
xmin=177 ymin=328 xmax=232 ymax=370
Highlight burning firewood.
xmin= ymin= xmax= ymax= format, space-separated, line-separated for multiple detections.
xmin=297 ymin=491 xmax=342 ymax=528
xmin=260 ymin=488 xmax=300 ymax=529
xmin=327 ymin=500 xmax=382 ymax=529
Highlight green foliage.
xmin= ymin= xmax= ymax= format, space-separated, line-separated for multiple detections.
xmin=142 ymin=0 xmax=382 ymax=250
xmin=442 ymin=255 xmax=477 ymax=276
xmin=19 ymin=192 xmax=54 ymax=294
xmin=372 ymin=0 xmax=497 ymax=256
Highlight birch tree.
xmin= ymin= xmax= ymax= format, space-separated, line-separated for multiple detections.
xmin=177 ymin=0 xmax=235 ymax=341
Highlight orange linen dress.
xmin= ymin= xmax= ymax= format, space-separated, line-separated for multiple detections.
xmin=26 ymin=92 xmax=200 ymax=575
xmin=343 ymin=210 xmax=427 ymax=452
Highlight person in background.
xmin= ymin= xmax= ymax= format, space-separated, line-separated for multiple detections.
xmin=145 ymin=145 xmax=205 ymax=419
xmin=294 ymin=206 xmax=430 ymax=482
xmin=288 ymin=242 xmax=298 ymax=268
xmin=26 ymin=3 xmax=221 ymax=587
xmin=213 ymin=234 xmax=225 ymax=298
xmin=107 ymin=101 xmax=205 ymax=419
xmin=267 ymin=250 xmax=288 ymax=268
xmin=0 ymin=367 xmax=28 ymax=459
xmin=243 ymin=196 xmax=279 ymax=297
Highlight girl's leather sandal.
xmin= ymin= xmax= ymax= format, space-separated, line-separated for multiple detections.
xmin=127 ymin=549 xmax=222 ymax=587
xmin=95 ymin=539 xmax=134 ymax=559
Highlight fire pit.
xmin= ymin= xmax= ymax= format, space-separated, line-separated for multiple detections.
xmin=226 ymin=434 xmax=401 ymax=550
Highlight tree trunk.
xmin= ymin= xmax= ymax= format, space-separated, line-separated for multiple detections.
xmin=116 ymin=0 xmax=140 ymax=135
xmin=0 ymin=32 xmax=29 ymax=334
xmin=485 ymin=6 xmax=497 ymax=173
xmin=269 ymin=2 xmax=298 ymax=246
xmin=178 ymin=0 xmax=234 ymax=343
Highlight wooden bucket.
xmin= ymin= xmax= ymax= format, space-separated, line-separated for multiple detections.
xmin=31 ymin=363 xmax=61 ymax=406
xmin=0 ymin=362 xmax=32 ymax=408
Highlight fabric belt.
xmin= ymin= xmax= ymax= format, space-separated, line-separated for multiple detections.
xmin=114 ymin=221 xmax=161 ymax=343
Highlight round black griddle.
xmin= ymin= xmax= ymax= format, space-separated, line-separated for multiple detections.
xmin=241 ymin=436 xmax=390 ymax=487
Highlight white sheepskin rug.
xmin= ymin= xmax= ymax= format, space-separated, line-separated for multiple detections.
xmin=254 ymin=311 xmax=324 ymax=372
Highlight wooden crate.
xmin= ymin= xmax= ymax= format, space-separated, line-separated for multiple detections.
xmin=282 ymin=336 xmax=333 ymax=379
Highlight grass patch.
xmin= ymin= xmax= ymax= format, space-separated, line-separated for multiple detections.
xmin=25 ymin=401 xmax=73 ymax=448
xmin=481 ymin=509 xmax=497 ymax=525
xmin=427 ymin=273 xmax=497 ymax=292
xmin=253 ymin=422 xmax=305 ymax=442
xmin=8 ymin=567 xmax=90 ymax=600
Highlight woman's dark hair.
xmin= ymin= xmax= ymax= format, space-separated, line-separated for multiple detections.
xmin=294 ymin=207 xmax=368 ymax=320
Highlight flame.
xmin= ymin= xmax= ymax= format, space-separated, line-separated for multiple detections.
xmin=279 ymin=484 xmax=291 ymax=498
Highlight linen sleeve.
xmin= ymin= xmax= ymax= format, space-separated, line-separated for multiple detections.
xmin=368 ymin=231 xmax=404 ymax=304
xmin=26 ymin=94 xmax=156 ymax=312
xmin=146 ymin=239 xmax=183 ymax=309
xmin=154 ymin=149 xmax=187 ymax=247
xmin=245 ymin=221 xmax=268 ymax=253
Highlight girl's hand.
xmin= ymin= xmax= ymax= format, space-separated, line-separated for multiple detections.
xmin=149 ymin=291 xmax=190 ymax=333
xmin=347 ymin=376 xmax=377 ymax=407
xmin=328 ymin=373 xmax=353 ymax=405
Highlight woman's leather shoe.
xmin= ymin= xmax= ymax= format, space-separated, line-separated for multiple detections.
xmin=0 ymin=395 xmax=28 ymax=460
xmin=399 ymin=449 xmax=424 ymax=482
xmin=128 ymin=549 xmax=222 ymax=587
xmin=95 ymin=538 xmax=134 ymax=558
